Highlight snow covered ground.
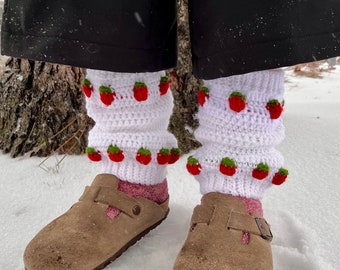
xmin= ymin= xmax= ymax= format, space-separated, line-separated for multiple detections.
xmin=1 ymin=67 xmax=340 ymax=270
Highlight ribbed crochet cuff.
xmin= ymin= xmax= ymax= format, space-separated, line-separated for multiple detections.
xmin=102 ymin=152 xmax=168 ymax=185
xmin=196 ymin=147 xmax=284 ymax=200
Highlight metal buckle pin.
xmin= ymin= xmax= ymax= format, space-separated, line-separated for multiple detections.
xmin=255 ymin=217 xmax=273 ymax=242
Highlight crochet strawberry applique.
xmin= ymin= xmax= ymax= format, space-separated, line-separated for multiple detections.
xmin=168 ymin=147 xmax=181 ymax=164
xmin=219 ymin=157 xmax=237 ymax=176
xmin=186 ymin=156 xmax=202 ymax=175
xmin=107 ymin=144 xmax=124 ymax=162
xmin=133 ymin=82 xmax=148 ymax=102
xmin=252 ymin=163 xmax=269 ymax=180
xmin=272 ymin=168 xmax=288 ymax=185
xmin=228 ymin=92 xmax=247 ymax=112
xmin=266 ymin=99 xmax=283 ymax=119
xmin=197 ymin=87 xmax=210 ymax=106
xmin=159 ymin=76 xmax=170 ymax=96
xmin=157 ymin=148 xmax=171 ymax=165
xmin=136 ymin=147 xmax=152 ymax=165
xmin=81 ymin=79 xmax=94 ymax=98
xmin=99 ymin=85 xmax=116 ymax=106
xmin=86 ymin=147 xmax=102 ymax=162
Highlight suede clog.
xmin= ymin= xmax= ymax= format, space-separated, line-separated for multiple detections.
xmin=24 ymin=174 xmax=169 ymax=270
xmin=174 ymin=192 xmax=273 ymax=270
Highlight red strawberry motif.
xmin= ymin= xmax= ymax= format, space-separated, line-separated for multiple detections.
xmin=266 ymin=99 xmax=283 ymax=119
xmin=81 ymin=79 xmax=94 ymax=98
xmin=186 ymin=156 xmax=202 ymax=175
xmin=99 ymin=85 xmax=116 ymax=106
xmin=252 ymin=163 xmax=269 ymax=180
xmin=86 ymin=147 xmax=102 ymax=162
xmin=272 ymin=168 xmax=288 ymax=185
xmin=168 ymin=147 xmax=181 ymax=164
xmin=197 ymin=87 xmax=210 ymax=106
xmin=219 ymin=157 xmax=237 ymax=176
xmin=133 ymin=82 xmax=148 ymax=102
xmin=157 ymin=148 xmax=171 ymax=165
xmin=107 ymin=144 xmax=124 ymax=162
xmin=228 ymin=92 xmax=247 ymax=112
xmin=159 ymin=76 xmax=170 ymax=96
xmin=136 ymin=147 xmax=152 ymax=165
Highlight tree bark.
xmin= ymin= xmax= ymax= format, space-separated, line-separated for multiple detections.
xmin=168 ymin=0 xmax=201 ymax=153
xmin=0 ymin=58 xmax=92 ymax=157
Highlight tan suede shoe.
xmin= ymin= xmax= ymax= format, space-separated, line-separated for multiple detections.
xmin=24 ymin=174 xmax=169 ymax=270
xmin=173 ymin=192 xmax=273 ymax=270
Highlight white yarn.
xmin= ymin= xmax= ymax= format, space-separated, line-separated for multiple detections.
xmin=86 ymin=69 xmax=177 ymax=185
xmin=194 ymin=70 xmax=286 ymax=199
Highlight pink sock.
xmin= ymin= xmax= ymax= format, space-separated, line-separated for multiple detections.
xmin=236 ymin=196 xmax=263 ymax=245
xmin=237 ymin=196 xmax=263 ymax=217
xmin=106 ymin=179 xmax=168 ymax=219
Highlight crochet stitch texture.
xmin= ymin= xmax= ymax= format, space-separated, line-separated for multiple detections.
xmin=194 ymin=70 xmax=286 ymax=199
xmin=85 ymin=70 xmax=177 ymax=185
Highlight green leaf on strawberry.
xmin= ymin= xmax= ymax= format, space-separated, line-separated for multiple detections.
xmin=133 ymin=82 xmax=148 ymax=102
xmin=168 ymin=147 xmax=181 ymax=164
xmin=197 ymin=86 xmax=210 ymax=106
xmin=157 ymin=148 xmax=171 ymax=165
xmin=272 ymin=167 xmax=288 ymax=185
xmin=228 ymin=91 xmax=247 ymax=112
xmin=86 ymin=147 xmax=102 ymax=162
xmin=81 ymin=78 xmax=94 ymax=98
xmin=252 ymin=162 xmax=269 ymax=180
xmin=266 ymin=99 xmax=283 ymax=119
xmin=99 ymin=85 xmax=115 ymax=106
xmin=219 ymin=157 xmax=237 ymax=176
xmin=136 ymin=147 xmax=152 ymax=165
xmin=159 ymin=76 xmax=170 ymax=96
xmin=107 ymin=144 xmax=124 ymax=162
xmin=186 ymin=156 xmax=202 ymax=175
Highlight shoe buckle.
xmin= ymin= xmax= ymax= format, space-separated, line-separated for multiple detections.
xmin=255 ymin=217 xmax=273 ymax=242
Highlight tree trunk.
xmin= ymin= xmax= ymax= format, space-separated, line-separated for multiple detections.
xmin=0 ymin=0 xmax=200 ymax=157
xmin=168 ymin=0 xmax=201 ymax=153
xmin=0 ymin=58 xmax=92 ymax=157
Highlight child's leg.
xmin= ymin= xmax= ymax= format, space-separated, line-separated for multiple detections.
xmin=174 ymin=69 xmax=287 ymax=269
xmin=23 ymin=70 xmax=179 ymax=270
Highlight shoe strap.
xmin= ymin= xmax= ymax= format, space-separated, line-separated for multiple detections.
xmin=228 ymin=212 xmax=273 ymax=241
xmin=191 ymin=205 xmax=273 ymax=241
xmin=191 ymin=205 xmax=215 ymax=225
xmin=79 ymin=186 xmax=143 ymax=218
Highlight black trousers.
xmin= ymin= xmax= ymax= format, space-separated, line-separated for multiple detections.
xmin=2 ymin=0 xmax=340 ymax=79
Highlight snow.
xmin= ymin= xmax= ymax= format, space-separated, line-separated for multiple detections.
xmin=1 ymin=67 xmax=340 ymax=270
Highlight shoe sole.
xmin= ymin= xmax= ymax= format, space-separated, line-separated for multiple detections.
xmin=25 ymin=209 xmax=170 ymax=270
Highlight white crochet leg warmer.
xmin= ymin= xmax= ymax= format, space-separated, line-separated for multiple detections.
xmin=84 ymin=69 xmax=178 ymax=185
xmin=192 ymin=70 xmax=286 ymax=200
